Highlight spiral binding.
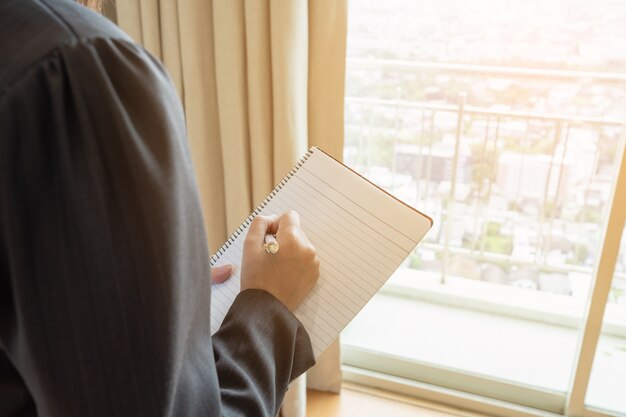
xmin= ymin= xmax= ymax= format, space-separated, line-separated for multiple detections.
xmin=210 ymin=148 xmax=316 ymax=265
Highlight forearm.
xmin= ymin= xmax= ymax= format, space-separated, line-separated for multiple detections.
xmin=212 ymin=289 xmax=315 ymax=417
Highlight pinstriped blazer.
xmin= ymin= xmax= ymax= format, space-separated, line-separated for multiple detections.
xmin=0 ymin=1 xmax=315 ymax=416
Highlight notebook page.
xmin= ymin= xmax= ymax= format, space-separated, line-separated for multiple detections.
xmin=210 ymin=147 xmax=432 ymax=358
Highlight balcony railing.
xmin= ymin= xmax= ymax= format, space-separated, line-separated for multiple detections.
xmin=344 ymin=59 xmax=626 ymax=303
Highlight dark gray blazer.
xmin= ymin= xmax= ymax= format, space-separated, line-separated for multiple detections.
xmin=0 ymin=1 xmax=315 ymax=416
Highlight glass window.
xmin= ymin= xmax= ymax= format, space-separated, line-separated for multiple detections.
xmin=341 ymin=0 xmax=626 ymax=408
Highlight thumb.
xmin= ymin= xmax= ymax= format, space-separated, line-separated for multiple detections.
xmin=211 ymin=264 xmax=233 ymax=284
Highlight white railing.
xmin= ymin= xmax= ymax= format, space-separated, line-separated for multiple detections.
xmin=344 ymin=59 xmax=626 ymax=300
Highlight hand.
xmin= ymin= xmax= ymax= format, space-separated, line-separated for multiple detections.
xmin=240 ymin=210 xmax=320 ymax=311
xmin=211 ymin=264 xmax=233 ymax=284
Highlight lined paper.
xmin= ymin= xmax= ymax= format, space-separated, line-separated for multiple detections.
xmin=209 ymin=147 xmax=432 ymax=358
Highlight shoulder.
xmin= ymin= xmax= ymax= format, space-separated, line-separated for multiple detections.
xmin=0 ymin=0 xmax=134 ymax=92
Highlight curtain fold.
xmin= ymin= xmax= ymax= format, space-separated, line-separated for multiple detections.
xmin=117 ymin=1 xmax=346 ymax=416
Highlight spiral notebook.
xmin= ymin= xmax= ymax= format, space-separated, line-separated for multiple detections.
xmin=209 ymin=147 xmax=433 ymax=358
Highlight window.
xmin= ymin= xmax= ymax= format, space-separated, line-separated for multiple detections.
xmin=341 ymin=1 xmax=626 ymax=416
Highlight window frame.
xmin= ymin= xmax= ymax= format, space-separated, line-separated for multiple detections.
xmin=342 ymin=60 xmax=626 ymax=417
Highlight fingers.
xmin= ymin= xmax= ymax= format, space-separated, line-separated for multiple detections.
xmin=276 ymin=210 xmax=301 ymax=235
xmin=247 ymin=214 xmax=279 ymax=243
xmin=239 ymin=208 xmax=319 ymax=310
xmin=247 ymin=211 xmax=304 ymax=249
xmin=211 ymin=264 xmax=232 ymax=284
xmin=278 ymin=210 xmax=314 ymax=248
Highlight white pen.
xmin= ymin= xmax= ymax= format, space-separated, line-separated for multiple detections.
xmin=263 ymin=233 xmax=280 ymax=254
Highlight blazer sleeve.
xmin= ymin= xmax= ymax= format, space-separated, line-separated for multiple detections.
xmin=0 ymin=36 xmax=313 ymax=417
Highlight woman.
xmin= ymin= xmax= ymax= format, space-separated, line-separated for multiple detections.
xmin=0 ymin=0 xmax=319 ymax=416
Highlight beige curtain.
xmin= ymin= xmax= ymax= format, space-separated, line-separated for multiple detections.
xmin=116 ymin=1 xmax=347 ymax=415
